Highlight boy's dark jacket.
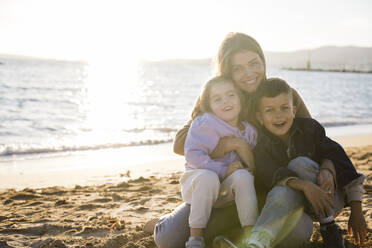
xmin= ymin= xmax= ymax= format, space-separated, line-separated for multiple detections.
xmin=253 ymin=117 xmax=360 ymax=209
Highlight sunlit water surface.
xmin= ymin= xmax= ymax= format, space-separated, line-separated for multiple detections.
xmin=1 ymin=57 xmax=372 ymax=158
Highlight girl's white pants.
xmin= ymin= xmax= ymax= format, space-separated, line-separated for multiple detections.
xmin=180 ymin=168 xmax=258 ymax=228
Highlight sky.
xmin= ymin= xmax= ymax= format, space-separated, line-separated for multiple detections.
xmin=1 ymin=0 xmax=372 ymax=61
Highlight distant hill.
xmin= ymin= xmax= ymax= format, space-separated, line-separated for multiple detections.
xmin=265 ymin=46 xmax=372 ymax=71
xmin=0 ymin=53 xmax=83 ymax=63
xmin=2 ymin=46 xmax=372 ymax=71
xmin=148 ymin=46 xmax=372 ymax=72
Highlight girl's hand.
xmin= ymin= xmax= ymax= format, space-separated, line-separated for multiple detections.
xmin=210 ymin=136 xmax=241 ymax=159
xmin=234 ymin=142 xmax=255 ymax=174
xmin=348 ymin=201 xmax=368 ymax=245
xmin=317 ymin=169 xmax=335 ymax=197
xmin=301 ymin=181 xmax=334 ymax=216
xmin=225 ymin=161 xmax=244 ymax=179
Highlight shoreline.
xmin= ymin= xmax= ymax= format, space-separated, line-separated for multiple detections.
xmin=1 ymin=130 xmax=372 ymax=190
xmin=283 ymin=67 xmax=372 ymax=74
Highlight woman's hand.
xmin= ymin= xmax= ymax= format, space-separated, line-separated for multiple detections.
xmin=348 ymin=201 xmax=368 ymax=245
xmin=210 ymin=136 xmax=241 ymax=159
xmin=301 ymin=181 xmax=334 ymax=216
xmin=225 ymin=161 xmax=244 ymax=179
xmin=317 ymin=169 xmax=335 ymax=197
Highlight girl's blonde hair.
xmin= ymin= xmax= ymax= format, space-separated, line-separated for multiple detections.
xmin=191 ymin=76 xmax=247 ymax=121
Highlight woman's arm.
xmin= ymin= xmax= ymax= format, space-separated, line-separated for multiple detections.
xmin=292 ymin=88 xmax=311 ymax=118
xmin=173 ymin=120 xmax=192 ymax=155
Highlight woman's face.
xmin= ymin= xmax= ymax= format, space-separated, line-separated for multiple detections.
xmin=230 ymin=50 xmax=265 ymax=93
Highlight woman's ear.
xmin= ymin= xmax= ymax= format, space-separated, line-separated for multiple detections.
xmin=292 ymin=105 xmax=297 ymax=116
xmin=256 ymin=111 xmax=264 ymax=126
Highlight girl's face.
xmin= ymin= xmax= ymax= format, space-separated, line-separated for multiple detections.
xmin=230 ymin=50 xmax=265 ymax=94
xmin=209 ymin=81 xmax=241 ymax=127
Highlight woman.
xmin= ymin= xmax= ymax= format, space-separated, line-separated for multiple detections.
xmin=154 ymin=32 xmax=325 ymax=248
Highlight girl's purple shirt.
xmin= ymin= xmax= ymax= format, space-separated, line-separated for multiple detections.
xmin=184 ymin=113 xmax=257 ymax=179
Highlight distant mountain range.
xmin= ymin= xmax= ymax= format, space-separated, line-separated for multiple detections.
xmin=265 ymin=46 xmax=372 ymax=71
xmin=2 ymin=46 xmax=372 ymax=71
xmin=151 ymin=46 xmax=372 ymax=72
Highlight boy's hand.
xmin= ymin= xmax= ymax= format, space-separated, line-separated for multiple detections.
xmin=225 ymin=161 xmax=244 ymax=179
xmin=301 ymin=181 xmax=334 ymax=216
xmin=348 ymin=201 xmax=368 ymax=245
xmin=317 ymin=169 xmax=335 ymax=196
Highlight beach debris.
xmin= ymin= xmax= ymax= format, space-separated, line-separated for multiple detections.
xmin=111 ymin=219 xmax=126 ymax=230
xmin=100 ymin=216 xmax=126 ymax=230
xmin=120 ymin=170 xmax=131 ymax=177
xmin=55 ymin=199 xmax=67 ymax=206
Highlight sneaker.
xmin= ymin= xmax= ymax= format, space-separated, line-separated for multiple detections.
xmin=240 ymin=230 xmax=272 ymax=248
xmin=320 ymin=222 xmax=345 ymax=248
xmin=185 ymin=236 xmax=206 ymax=248
xmin=212 ymin=235 xmax=238 ymax=248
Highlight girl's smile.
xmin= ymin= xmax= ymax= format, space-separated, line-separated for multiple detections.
xmin=209 ymin=81 xmax=241 ymax=127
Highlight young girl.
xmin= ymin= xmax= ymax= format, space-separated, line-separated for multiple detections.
xmin=181 ymin=76 xmax=258 ymax=248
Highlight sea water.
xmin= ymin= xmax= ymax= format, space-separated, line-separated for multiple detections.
xmin=1 ymin=57 xmax=372 ymax=160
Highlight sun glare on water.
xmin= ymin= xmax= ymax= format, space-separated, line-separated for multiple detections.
xmin=70 ymin=57 xmax=145 ymax=146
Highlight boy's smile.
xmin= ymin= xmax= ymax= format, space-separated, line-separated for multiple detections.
xmin=256 ymin=93 xmax=296 ymax=142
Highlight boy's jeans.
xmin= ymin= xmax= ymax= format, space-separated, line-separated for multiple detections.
xmin=248 ymin=157 xmax=345 ymax=248
xmin=154 ymin=157 xmax=347 ymax=248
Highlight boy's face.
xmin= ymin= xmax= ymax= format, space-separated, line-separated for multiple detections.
xmin=256 ymin=93 xmax=296 ymax=141
xmin=209 ymin=81 xmax=241 ymax=126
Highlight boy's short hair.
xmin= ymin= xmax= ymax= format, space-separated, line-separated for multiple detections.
xmin=254 ymin=77 xmax=293 ymax=111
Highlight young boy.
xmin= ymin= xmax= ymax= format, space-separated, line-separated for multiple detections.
xmin=241 ymin=78 xmax=367 ymax=248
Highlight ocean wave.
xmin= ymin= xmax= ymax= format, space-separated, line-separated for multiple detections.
xmin=122 ymin=127 xmax=179 ymax=133
xmin=0 ymin=139 xmax=173 ymax=157
xmin=320 ymin=121 xmax=372 ymax=127
xmin=320 ymin=121 xmax=358 ymax=127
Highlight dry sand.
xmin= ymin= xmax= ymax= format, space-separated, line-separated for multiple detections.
xmin=0 ymin=145 xmax=371 ymax=247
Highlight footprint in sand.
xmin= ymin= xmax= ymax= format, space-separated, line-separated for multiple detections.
xmin=73 ymin=226 xmax=111 ymax=237
xmin=76 ymin=204 xmax=102 ymax=211
xmin=9 ymin=192 xmax=40 ymax=200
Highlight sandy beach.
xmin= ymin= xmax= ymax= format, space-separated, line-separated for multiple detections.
xmin=0 ymin=136 xmax=371 ymax=248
